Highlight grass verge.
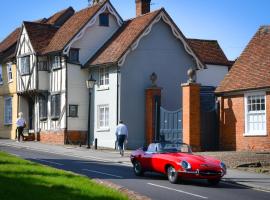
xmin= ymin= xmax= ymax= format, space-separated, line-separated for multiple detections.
xmin=0 ymin=151 xmax=128 ymax=200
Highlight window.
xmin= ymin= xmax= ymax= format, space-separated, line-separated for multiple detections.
xmin=69 ymin=49 xmax=79 ymax=63
xmin=52 ymin=56 xmax=61 ymax=70
xmin=38 ymin=61 xmax=48 ymax=71
xmin=245 ymin=92 xmax=267 ymax=136
xmin=0 ymin=64 xmax=3 ymax=84
xmin=20 ymin=56 xmax=30 ymax=75
xmin=69 ymin=104 xmax=78 ymax=117
xmin=97 ymin=105 xmax=109 ymax=129
xmin=99 ymin=13 xmax=109 ymax=26
xmin=4 ymin=97 xmax=12 ymax=125
xmin=51 ymin=94 xmax=61 ymax=120
xmin=7 ymin=63 xmax=13 ymax=82
xmin=99 ymin=67 xmax=109 ymax=87
xmin=39 ymin=95 xmax=47 ymax=120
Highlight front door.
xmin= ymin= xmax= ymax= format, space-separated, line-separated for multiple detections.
xmin=28 ymin=98 xmax=35 ymax=130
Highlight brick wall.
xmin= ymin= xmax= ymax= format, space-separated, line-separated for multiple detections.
xmin=39 ymin=130 xmax=87 ymax=145
xmin=219 ymin=92 xmax=270 ymax=151
xmin=136 ymin=0 xmax=151 ymax=16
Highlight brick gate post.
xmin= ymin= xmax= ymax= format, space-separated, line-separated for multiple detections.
xmin=145 ymin=87 xmax=162 ymax=145
xmin=181 ymin=83 xmax=201 ymax=152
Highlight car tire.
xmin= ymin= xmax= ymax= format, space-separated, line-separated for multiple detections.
xmin=133 ymin=160 xmax=144 ymax=176
xmin=167 ymin=166 xmax=179 ymax=184
xmin=208 ymin=178 xmax=221 ymax=185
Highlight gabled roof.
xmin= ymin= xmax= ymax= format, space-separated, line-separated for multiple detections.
xmin=86 ymin=9 xmax=161 ymax=67
xmin=187 ymin=39 xmax=232 ymax=66
xmin=23 ymin=22 xmax=58 ymax=54
xmin=0 ymin=27 xmax=21 ymax=53
xmin=86 ymin=9 xmax=205 ymax=68
xmin=216 ymin=26 xmax=270 ymax=94
xmin=46 ymin=7 xmax=74 ymax=25
xmin=43 ymin=1 xmax=107 ymax=54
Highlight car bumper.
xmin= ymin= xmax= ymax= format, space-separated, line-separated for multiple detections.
xmin=177 ymin=169 xmax=226 ymax=179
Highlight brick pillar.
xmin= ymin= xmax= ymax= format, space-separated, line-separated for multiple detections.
xmin=182 ymin=83 xmax=201 ymax=152
xmin=145 ymin=87 xmax=161 ymax=145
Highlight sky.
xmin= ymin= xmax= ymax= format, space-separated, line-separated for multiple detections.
xmin=0 ymin=0 xmax=269 ymax=60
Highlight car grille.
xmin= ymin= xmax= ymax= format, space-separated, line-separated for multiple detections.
xmin=199 ymin=170 xmax=222 ymax=176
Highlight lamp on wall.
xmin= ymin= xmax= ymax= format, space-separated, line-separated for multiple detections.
xmin=86 ymin=74 xmax=96 ymax=149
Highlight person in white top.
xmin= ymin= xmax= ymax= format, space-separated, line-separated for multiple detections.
xmin=115 ymin=120 xmax=128 ymax=156
xmin=16 ymin=112 xmax=26 ymax=142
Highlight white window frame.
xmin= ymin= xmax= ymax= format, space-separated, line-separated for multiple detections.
xmin=20 ymin=56 xmax=30 ymax=75
xmin=7 ymin=63 xmax=13 ymax=83
xmin=4 ymin=96 xmax=12 ymax=125
xmin=0 ymin=64 xmax=3 ymax=84
xmin=98 ymin=67 xmax=109 ymax=89
xmin=244 ymin=91 xmax=267 ymax=136
xmin=97 ymin=104 xmax=109 ymax=131
xmin=52 ymin=56 xmax=61 ymax=70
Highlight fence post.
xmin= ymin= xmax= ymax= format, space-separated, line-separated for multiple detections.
xmin=145 ymin=87 xmax=162 ymax=145
xmin=181 ymin=82 xmax=201 ymax=152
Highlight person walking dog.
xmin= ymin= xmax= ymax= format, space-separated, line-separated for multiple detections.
xmin=115 ymin=120 xmax=128 ymax=157
xmin=16 ymin=112 xmax=26 ymax=142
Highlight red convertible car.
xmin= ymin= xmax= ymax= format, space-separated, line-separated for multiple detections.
xmin=130 ymin=142 xmax=226 ymax=184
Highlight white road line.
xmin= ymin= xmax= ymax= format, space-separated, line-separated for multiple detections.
xmin=82 ymin=169 xmax=123 ymax=178
xmin=36 ymin=159 xmax=64 ymax=166
xmin=148 ymin=183 xmax=208 ymax=199
xmin=0 ymin=142 xmax=132 ymax=167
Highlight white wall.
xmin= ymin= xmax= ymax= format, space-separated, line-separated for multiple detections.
xmin=196 ymin=64 xmax=229 ymax=87
xmin=72 ymin=13 xmax=120 ymax=65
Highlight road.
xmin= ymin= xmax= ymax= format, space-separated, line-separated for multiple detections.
xmin=0 ymin=145 xmax=269 ymax=200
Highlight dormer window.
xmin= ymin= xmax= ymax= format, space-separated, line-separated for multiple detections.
xmin=20 ymin=56 xmax=30 ymax=75
xmin=99 ymin=13 xmax=109 ymax=27
xmin=69 ymin=48 xmax=79 ymax=63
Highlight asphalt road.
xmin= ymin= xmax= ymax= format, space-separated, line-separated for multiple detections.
xmin=0 ymin=145 xmax=269 ymax=200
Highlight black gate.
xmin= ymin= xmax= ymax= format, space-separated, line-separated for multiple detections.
xmin=200 ymin=86 xmax=219 ymax=151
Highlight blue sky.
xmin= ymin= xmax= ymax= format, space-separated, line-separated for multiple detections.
xmin=0 ymin=0 xmax=269 ymax=60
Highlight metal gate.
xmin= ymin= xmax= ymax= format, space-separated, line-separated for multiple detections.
xmin=159 ymin=107 xmax=182 ymax=142
xmin=200 ymin=86 xmax=219 ymax=151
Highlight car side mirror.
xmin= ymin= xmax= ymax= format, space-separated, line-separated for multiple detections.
xmin=142 ymin=146 xmax=148 ymax=151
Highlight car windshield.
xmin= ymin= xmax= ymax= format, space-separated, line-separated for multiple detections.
xmin=147 ymin=142 xmax=192 ymax=154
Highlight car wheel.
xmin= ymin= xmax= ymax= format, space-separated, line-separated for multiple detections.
xmin=167 ymin=166 xmax=179 ymax=184
xmin=133 ymin=160 xmax=144 ymax=176
xmin=208 ymin=178 xmax=221 ymax=185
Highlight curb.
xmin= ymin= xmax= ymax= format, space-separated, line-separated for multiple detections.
xmin=221 ymin=179 xmax=270 ymax=192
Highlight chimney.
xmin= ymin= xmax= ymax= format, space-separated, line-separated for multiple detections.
xmin=136 ymin=0 xmax=151 ymax=17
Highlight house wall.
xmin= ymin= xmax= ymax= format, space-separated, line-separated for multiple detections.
xmin=120 ymin=20 xmax=197 ymax=149
xmin=71 ymin=13 xmax=120 ymax=65
xmin=219 ymin=92 xmax=270 ymax=151
xmin=0 ymin=63 xmax=18 ymax=139
xmin=197 ymin=64 xmax=229 ymax=87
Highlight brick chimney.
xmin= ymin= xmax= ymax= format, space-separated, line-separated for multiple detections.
xmin=136 ymin=0 xmax=151 ymax=17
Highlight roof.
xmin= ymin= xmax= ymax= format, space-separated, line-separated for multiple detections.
xmin=43 ymin=2 xmax=106 ymax=54
xmin=0 ymin=27 xmax=21 ymax=53
xmin=23 ymin=22 xmax=58 ymax=53
xmin=187 ymin=38 xmax=232 ymax=66
xmin=216 ymin=26 xmax=270 ymax=94
xmin=46 ymin=7 xmax=74 ymax=25
xmin=86 ymin=9 xmax=163 ymax=66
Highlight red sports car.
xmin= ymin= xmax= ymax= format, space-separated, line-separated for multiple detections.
xmin=130 ymin=142 xmax=226 ymax=184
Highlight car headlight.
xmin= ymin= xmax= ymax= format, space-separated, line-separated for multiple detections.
xmin=220 ymin=162 xmax=226 ymax=171
xmin=180 ymin=160 xmax=191 ymax=170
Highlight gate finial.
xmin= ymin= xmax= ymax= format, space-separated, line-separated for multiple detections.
xmin=150 ymin=72 xmax=157 ymax=87
xmin=187 ymin=68 xmax=196 ymax=83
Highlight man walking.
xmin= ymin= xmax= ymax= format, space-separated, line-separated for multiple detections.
xmin=16 ymin=112 xmax=26 ymax=142
xmin=115 ymin=120 xmax=128 ymax=157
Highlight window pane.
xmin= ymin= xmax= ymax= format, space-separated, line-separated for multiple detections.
xmin=99 ymin=13 xmax=109 ymax=26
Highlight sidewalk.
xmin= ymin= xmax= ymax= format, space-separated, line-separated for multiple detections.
xmin=0 ymin=139 xmax=270 ymax=192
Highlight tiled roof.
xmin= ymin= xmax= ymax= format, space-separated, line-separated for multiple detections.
xmin=43 ymin=2 xmax=106 ymax=54
xmin=187 ymin=38 xmax=232 ymax=66
xmin=216 ymin=26 xmax=270 ymax=93
xmin=46 ymin=7 xmax=74 ymax=25
xmin=86 ymin=9 xmax=161 ymax=66
xmin=24 ymin=22 xmax=58 ymax=54
xmin=0 ymin=28 xmax=21 ymax=53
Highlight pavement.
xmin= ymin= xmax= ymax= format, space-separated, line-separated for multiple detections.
xmin=0 ymin=139 xmax=270 ymax=200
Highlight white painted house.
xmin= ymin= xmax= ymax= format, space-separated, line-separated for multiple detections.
xmin=14 ymin=0 xmax=232 ymax=148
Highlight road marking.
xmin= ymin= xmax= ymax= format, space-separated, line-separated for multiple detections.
xmin=148 ymin=183 xmax=208 ymax=199
xmin=82 ymin=169 xmax=123 ymax=178
xmin=0 ymin=142 xmax=132 ymax=167
xmin=36 ymin=159 xmax=64 ymax=166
